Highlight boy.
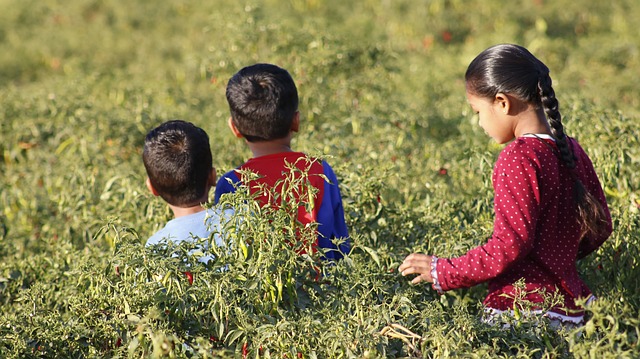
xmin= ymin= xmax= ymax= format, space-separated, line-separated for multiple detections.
xmin=143 ymin=120 xmax=226 ymax=262
xmin=214 ymin=63 xmax=350 ymax=260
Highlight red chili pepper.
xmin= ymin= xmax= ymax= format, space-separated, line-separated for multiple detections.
xmin=184 ymin=271 xmax=193 ymax=285
xmin=441 ymin=31 xmax=452 ymax=43
xmin=438 ymin=167 xmax=448 ymax=176
xmin=297 ymin=352 xmax=303 ymax=358
xmin=242 ymin=342 xmax=248 ymax=358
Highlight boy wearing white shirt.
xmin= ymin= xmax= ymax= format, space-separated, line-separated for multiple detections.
xmin=143 ymin=120 xmax=226 ymax=262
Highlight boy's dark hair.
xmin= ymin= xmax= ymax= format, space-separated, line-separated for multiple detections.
xmin=465 ymin=44 xmax=608 ymax=239
xmin=143 ymin=120 xmax=212 ymax=207
xmin=226 ymin=63 xmax=298 ymax=142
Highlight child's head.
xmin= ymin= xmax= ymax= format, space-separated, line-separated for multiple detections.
xmin=465 ymin=44 xmax=569 ymax=159
xmin=143 ymin=120 xmax=214 ymax=207
xmin=225 ymin=63 xmax=299 ymax=142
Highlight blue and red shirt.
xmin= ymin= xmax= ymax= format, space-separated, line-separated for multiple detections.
xmin=214 ymin=152 xmax=350 ymax=260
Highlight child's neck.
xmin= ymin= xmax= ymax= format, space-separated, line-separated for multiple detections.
xmin=169 ymin=203 xmax=207 ymax=219
xmin=247 ymin=138 xmax=294 ymax=158
xmin=168 ymin=191 xmax=210 ymax=219
xmin=514 ymin=108 xmax=552 ymax=138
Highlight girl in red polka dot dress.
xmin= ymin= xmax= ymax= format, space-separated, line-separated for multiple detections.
xmin=399 ymin=44 xmax=612 ymax=327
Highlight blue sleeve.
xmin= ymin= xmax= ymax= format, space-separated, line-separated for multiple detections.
xmin=316 ymin=161 xmax=350 ymax=260
xmin=214 ymin=170 xmax=240 ymax=204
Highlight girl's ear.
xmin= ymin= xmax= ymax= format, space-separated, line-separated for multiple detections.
xmin=146 ymin=177 xmax=160 ymax=196
xmin=228 ymin=117 xmax=244 ymax=138
xmin=290 ymin=111 xmax=300 ymax=133
xmin=494 ymin=93 xmax=512 ymax=115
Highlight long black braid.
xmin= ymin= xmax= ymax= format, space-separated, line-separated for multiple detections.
xmin=538 ymin=73 xmax=575 ymax=168
xmin=537 ymin=70 xmax=608 ymax=238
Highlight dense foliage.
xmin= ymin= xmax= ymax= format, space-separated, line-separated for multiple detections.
xmin=1 ymin=0 xmax=639 ymax=357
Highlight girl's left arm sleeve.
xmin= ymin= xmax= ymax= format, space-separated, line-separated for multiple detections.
xmin=436 ymin=151 xmax=540 ymax=291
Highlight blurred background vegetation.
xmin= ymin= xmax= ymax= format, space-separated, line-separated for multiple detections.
xmin=1 ymin=0 xmax=638 ymax=357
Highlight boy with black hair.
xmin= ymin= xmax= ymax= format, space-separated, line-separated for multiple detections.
xmin=143 ymin=120 xmax=226 ymax=261
xmin=215 ymin=63 xmax=350 ymax=260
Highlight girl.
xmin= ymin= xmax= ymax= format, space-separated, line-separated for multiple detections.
xmin=399 ymin=44 xmax=612 ymax=327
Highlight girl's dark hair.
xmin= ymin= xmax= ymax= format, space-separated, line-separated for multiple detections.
xmin=465 ymin=44 xmax=608 ymax=239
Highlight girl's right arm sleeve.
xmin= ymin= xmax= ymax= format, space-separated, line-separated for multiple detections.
xmin=436 ymin=150 xmax=541 ymax=291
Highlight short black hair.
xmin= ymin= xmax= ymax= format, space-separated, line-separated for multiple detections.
xmin=226 ymin=63 xmax=298 ymax=142
xmin=143 ymin=120 xmax=212 ymax=207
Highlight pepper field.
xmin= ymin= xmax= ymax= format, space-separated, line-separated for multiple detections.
xmin=1 ymin=0 xmax=639 ymax=357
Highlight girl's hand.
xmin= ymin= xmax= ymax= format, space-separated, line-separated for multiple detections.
xmin=399 ymin=253 xmax=434 ymax=284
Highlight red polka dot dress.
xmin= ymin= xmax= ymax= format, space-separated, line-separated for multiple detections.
xmin=433 ymin=135 xmax=612 ymax=319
